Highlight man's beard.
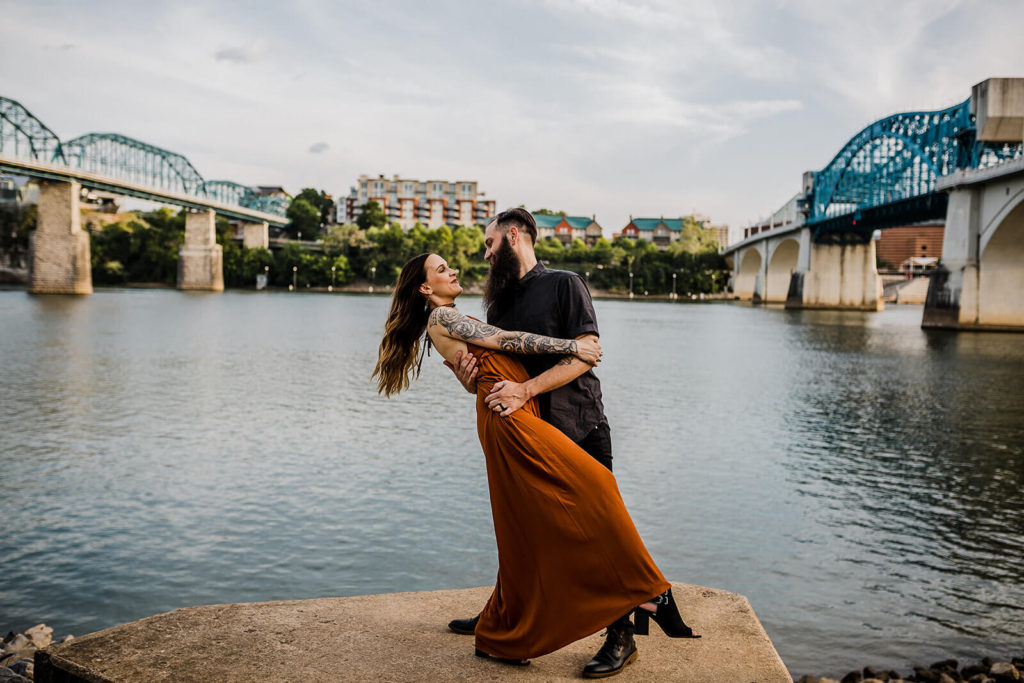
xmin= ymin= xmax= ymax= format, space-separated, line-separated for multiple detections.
xmin=483 ymin=236 xmax=520 ymax=320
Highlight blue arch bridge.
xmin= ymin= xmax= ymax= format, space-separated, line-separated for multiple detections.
xmin=0 ymin=96 xmax=291 ymax=293
xmin=723 ymin=77 xmax=1024 ymax=331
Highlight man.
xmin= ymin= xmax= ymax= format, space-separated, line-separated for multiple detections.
xmin=445 ymin=207 xmax=635 ymax=678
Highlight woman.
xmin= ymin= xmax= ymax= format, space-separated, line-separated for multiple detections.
xmin=373 ymin=253 xmax=699 ymax=671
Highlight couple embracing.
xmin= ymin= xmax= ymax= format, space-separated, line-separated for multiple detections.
xmin=374 ymin=208 xmax=700 ymax=678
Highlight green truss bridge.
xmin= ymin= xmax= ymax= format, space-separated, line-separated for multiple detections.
xmin=1 ymin=95 xmax=293 ymax=293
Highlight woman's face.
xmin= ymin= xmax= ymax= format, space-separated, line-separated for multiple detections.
xmin=421 ymin=253 xmax=462 ymax=301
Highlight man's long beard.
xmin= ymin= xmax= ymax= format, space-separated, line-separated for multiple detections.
xmin=483 ymin=237 xmax=520 ymax=320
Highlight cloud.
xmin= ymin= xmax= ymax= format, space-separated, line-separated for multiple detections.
xmin=213 ymin=42 xmax=267 ymax=63
xmin=308 ymin=142 xmax=329 ymax=154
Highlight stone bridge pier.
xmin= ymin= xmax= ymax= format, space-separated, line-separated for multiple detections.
xmin=924 ymin=158 xmax=1024 ymax=330
xmin=786 ymin=235 xmax=883 ymax=311
xmin=727 ymin=226 xmax=882 ymax=310
xmin=177 ymin=209 xmax=224 ymax=291
xmin=242 ymin=221 xmax=269 ymax=249
xmin=28 ymin=179 xmax=92 ymax=294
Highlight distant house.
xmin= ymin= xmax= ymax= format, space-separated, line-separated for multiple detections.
xmin=532 ymin=213 xmax=604 ymax=246
xmin=616 ymin=217 xmax=685 ymax=249
xmin=255 ymin=186 xmax=291 ymax=199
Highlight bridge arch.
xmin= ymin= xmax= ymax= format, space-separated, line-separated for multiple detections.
xmin=0 ymin=96 xmax=64 ymax=163
xmin=978 ymin=190 xmax=1024 ymax=326
xmin=62 ymin=133 xmax=206 ymax=196
xmin=766 ymin=238 xmax=800 ymax=303
xmin=811 ymin=101 xmax=971 ymax=220
xmin=734 ymin=247 xmax=762 ymax=301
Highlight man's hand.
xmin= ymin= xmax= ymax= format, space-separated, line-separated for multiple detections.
xmin=485 ymin=380 xmax=530 ymax=417
xmin=443 ymin=350 xmax=478 ymax=394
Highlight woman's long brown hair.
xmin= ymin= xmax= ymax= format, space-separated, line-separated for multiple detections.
xmin=372 ymin=253 xmax=432 ymax=396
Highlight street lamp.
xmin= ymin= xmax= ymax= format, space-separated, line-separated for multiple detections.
xmin=370 ymin=265 xmax=377 ymax=293
xmin=629 ymin=271 xmax=634 ymax=299
xmin=292 ymin=265 xmax=297 ymax=292
xmin=297 ymin=231 xmax=302 ymax=243
xmin=672 ymin=272 xmax=677 ymax=300
xmin=330 ymin=265 xmax=336 ymax=292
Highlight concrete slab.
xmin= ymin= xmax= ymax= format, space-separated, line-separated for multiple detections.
xmin=35 ymin=582 xmax=790 ymax=682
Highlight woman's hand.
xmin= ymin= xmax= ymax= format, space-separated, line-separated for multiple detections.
xmin=573 ymin=337 xmax=602 ymax=365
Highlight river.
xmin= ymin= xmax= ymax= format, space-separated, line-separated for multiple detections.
xmin=1 ymin=288 xmax=1021 ymax=677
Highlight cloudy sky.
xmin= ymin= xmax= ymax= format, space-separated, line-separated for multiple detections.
xmin=2 ymin=0 xmax=1022 ymax=239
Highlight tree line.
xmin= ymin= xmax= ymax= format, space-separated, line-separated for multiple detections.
xmin=4 ymin=192 xmax=730 ymax=294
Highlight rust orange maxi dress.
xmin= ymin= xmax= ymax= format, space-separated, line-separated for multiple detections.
xmin=469 ymin=344 xmax=671 ymax=661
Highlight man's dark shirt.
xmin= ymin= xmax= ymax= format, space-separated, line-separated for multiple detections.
xmin=487 ymin=262 xmax=607 ymax=443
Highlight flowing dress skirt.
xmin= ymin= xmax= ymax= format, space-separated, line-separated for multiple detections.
xmin=469 ymin=345 xmax=671 ymax=660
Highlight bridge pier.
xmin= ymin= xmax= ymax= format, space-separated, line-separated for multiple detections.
xmin=177 ymin=209 xmax=224 ymax=291
xmin=923 ymin=161 xmax=1024 ymax=330
xmin=242 ymin=221 xmax=269 ymax=249
xmin=785 ymin=236 xmax=883 ymax=311
xmin=29 ymin=179 xmax=92 ymax=295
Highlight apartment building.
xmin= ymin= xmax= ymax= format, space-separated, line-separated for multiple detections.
xmin=344 ymin=174 xmax=497 ymax=229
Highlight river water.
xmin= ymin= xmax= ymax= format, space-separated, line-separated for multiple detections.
xmin=1 ymin=288 xmax=1022 ymax=677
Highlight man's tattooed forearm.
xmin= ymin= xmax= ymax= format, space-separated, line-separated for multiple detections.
xmin=498 ymin=334 xmax=577 ymax=355
xmin=429 ymin=307 xmax=502 ymax=340
xmin=429 ymin=307 xmax=578 ymax=355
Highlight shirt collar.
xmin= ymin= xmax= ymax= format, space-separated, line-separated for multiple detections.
xmin=519 ymin=261 xmax=546 ymax=286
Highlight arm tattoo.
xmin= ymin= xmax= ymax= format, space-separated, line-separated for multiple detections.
xmin=429 ymin=306 xmax=578 ymax=355
xmin=429 ymin=306 xmax=503 ymax=340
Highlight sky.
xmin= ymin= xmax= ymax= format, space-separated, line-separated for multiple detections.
xmin=2 ymin=0 xmax=1023 ymax=241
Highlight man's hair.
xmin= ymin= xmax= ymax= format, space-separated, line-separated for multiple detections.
xmin=495 ymin=207 xmax=537 ymax=243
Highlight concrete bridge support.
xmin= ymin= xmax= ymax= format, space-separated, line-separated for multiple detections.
xmin=785 ymin=235 xmax=883 ymax=311
xmin=924 ymin=160 xmax=1024 ymax=330
xmin=242 ymin=221 xmax=269 ymax=250
xmin=177 ymin=209 xmax=224 ymax=291
xmin=28 ymin=180 xmax=92 ymax=294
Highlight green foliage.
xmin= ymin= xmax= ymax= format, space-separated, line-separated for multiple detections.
xmin=293 ymin=187 xmax=335 ymax=227
xmin=356 ymin=201 xmax=387 ymax=231
xmin=89 ymin=208 xmax=183 ymax=285
xmin=532 ymin=208 xmax=565 ymax=216
xmin=286 ymin=198 xmax=321 ymax=236
xmin=0 ymin=205 xmax=35 ymax=266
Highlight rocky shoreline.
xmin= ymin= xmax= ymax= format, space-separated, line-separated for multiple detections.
xmin=797 ymin=657 xmax=1024 ymax=683
xmin=0 ymin=625 xmax=73 ymax=682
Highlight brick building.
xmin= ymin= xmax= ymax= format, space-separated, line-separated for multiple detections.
xmin=532 ymin=213 xmax=605 ymax=246
xmin=875 ymin=224 xmax=944 ymax=271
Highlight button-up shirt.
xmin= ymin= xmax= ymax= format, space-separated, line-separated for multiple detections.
xmin=487 ymin=262 xmax=607 ymax=443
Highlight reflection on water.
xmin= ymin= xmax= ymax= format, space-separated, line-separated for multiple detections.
xmin=0 ymin=291 xmax=1021 ymax=677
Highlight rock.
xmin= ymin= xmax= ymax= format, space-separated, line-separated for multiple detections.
xmin=990 ymin=662 xmax=1020 ymax=682
xmin=1 ymin=634 xmax=14 ymax=645
xmin=913 ymin=668 xmax=940 ymax=682
xmin=23 ymin=624 xmax=52 ymax=649
xmin=932 ymin=660 xmax=959 ymax=673
xmin=864 ymin=679 xmax=886 ymax=683
xmin=937 ymin=673 xmax=957 ymax=683
xmin=888 ymin=673 xmax=903 ymax=682
xmin=966 ymin=666 xmax=992 ymax=678
xmin=0 ymin=649 xmax=34 ymax=671
xmin=820 ymin=679 xmax=841 ymax=683
xmin=59 ymin=635 xmax=74 ymax=644
xmin=796 ymin=676 xmax=820 ymax=683
xmin=842 ymin=672 xmax=863 ymax=683
xmin=0 ymin=666 xmax=29 ymax=683
xmin=966 ymin=676 xmax=991 ymax=683
xmin=864 ymin=667 xmax=880 ymax=679
xmin=6 ymin=660 xmax=31 ymax=679
xmin=1014 ymin=660 xmax=1024 ymax=671
xmin=0 ymin=636 xmax=27 ymax=655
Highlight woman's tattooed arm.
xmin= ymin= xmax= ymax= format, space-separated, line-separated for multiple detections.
xmin=428 ymin=307 xmax=579 ymax=356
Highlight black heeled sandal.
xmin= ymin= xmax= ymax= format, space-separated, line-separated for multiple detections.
xmin=633 ymin=589 xmax=701 ymax=638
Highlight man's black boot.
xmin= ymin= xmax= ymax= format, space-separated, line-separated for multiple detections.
xmin=581 ymin=615 xmax=637 ymax=678
xmin=447 ymin=614 xmax=479 ymax=635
